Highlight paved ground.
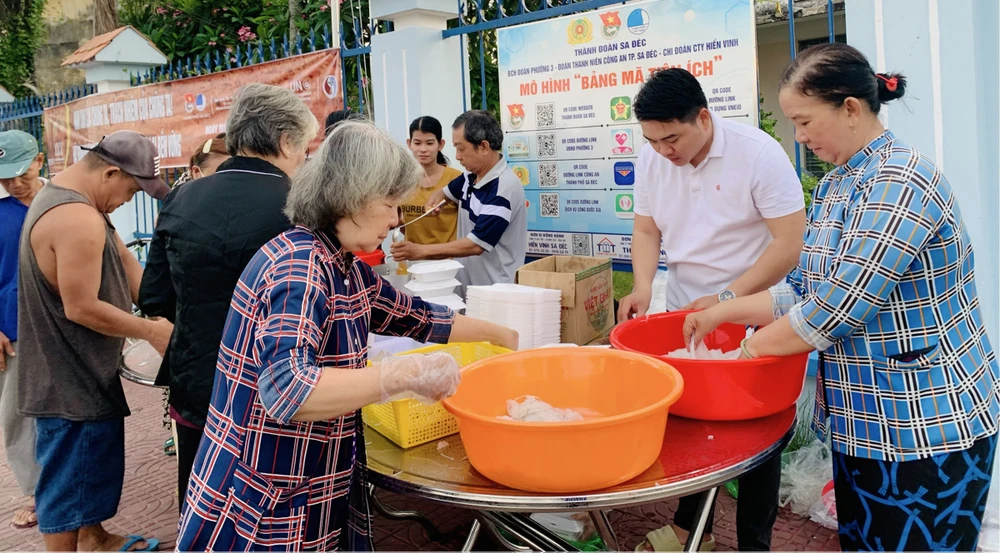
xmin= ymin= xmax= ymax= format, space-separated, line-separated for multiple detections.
xmin=0 ymin=382 xmax=839 ymax=551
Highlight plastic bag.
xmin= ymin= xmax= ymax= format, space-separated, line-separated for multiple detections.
xmin=647 ymin=270 xmax=669 ymax=315
xmin=529 ymin=513 xmax=594 ymax=541
xmin=122 ymin=339 xmax=163 ymax=372
xmin=497 ymin=395 xmax=583 ymax=422
xmin=665 ymin=343 xmax=740 ymax=360
xmin=778 ymin=438 xmax=832 ymax=516
xmin=808 ymin=480 xmax=838 ymax=530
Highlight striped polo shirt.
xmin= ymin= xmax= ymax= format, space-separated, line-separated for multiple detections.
xmin=444 ymin=157 xmax=527 ymax=291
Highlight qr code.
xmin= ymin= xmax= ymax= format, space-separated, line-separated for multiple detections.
xmin=539 ymin=193 xmax=560 ymax=218
xmin=535 ymin=103 xmax=555 ymax=129
xmin=571 ymin=233 xmax=592 ymax=256
xmin=537 ymin=133 xmax=556 ymax=158
xmin=538 ymin=163 xmax=558 ymax=187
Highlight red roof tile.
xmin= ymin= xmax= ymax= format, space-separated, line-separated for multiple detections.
xmin=61 ymin=26 xmax=163 ymax=67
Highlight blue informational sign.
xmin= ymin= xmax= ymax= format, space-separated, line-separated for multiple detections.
xmin=498 ymin=0 xmax=758 ymax=261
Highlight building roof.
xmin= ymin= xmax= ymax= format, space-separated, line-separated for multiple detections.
xmin=61 ymin=26 xmax=166 ymax=67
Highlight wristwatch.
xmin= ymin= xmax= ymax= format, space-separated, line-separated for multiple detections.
xmin=718 ymin=289 xmax=736 ymax=302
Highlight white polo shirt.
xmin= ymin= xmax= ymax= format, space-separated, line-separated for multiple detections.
xmin=633 ymin=112 xmax=804 ymax=310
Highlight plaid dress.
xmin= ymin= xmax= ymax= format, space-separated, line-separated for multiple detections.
xmin=175 ymin=227 xmax=454 ymax=551
xmin=771 ymin=131 xmax=1000 ymax=462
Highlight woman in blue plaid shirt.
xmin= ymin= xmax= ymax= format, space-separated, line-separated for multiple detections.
xmin=684 ymin=43 xmax=999 ymax=551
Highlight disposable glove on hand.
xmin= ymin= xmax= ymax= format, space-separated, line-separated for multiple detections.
xmin=378 ymin=351 xmax=461 ymax=404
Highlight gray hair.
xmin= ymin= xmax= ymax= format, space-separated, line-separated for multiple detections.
xmin=284 ymin=120 xmax=422 ymax=230
xmin=453 ymin=110 xmax=503 ymax=151
xmin=225 ymin=83 xmax=319 ymax=157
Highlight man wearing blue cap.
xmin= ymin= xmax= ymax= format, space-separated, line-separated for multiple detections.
xmin=0 ymin=130 xmax=46 ymax=530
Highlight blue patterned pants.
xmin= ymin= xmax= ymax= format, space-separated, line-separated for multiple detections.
xmin=833 ymin=434 xmax=997 ymax=551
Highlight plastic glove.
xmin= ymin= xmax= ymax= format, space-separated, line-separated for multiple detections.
xmin=377 ymin=351 xmax=461 ymax=404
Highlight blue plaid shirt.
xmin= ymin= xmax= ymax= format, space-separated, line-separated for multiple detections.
xmin=177 ymin=227 xmax=455 ymax=551
xmin=771 ymin=131 xmax=999 ymax=462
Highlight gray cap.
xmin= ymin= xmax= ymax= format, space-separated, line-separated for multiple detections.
xmin=81 ymin=130 xmax=170 ymax=200
xmin=0 ymin=130 xmax=41 ymax=179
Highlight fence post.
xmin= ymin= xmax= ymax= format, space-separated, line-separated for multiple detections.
xmin=369 ymin=0 xmax=467 ymax=158
xmin=787 ymin=0 xmax=802 ymax=179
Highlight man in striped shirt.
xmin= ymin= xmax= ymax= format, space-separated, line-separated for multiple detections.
xmin=392 ymin=110 xmax=527 ymax=292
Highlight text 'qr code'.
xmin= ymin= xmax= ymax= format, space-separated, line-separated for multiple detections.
xmin=538 ymin=163 xmax=558 ymax=187
xmin=535 ymin=103 xmax=555 ymax=129
xmin=572 ymin=233 xmax=592 ymax=256
xmin=540 ymin=193 xmax=560 ymax=218
xmin=537 ymin=133 xmax=556 ymax=158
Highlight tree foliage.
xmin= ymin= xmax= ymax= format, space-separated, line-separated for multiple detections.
xmin=0 ymin=0 xmax=46 ymax=98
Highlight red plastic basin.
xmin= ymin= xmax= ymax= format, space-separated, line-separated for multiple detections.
xmin=610 ymin=311 xmax=808 ymax=421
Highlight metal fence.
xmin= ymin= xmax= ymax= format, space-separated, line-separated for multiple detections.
xmin=3 ymin=1 xmax=841 ymax=239
xmin=1 ymin=12 xmax=385 ymax=241
xmin=128 ymin=22 xmax=386 ymax=115
xmin=0 ymin=84 xmax=97 ymax=176
xmin=447 ymin=0 xmax=843 ymax=179
xmin=124 ymin=17 xmax=388 ymax=239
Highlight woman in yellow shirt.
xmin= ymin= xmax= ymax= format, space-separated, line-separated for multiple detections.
xmin=401 ymin=116 xmax=461 ymax=245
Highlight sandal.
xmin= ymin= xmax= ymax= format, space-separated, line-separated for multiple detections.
xmin=10 ymin=505 xmax=37 ymax=529
xmin=635 ymin=525 xmax=716 ymax=552
xmin=163 ymin=437 xmax=176 ymax=457
xmin=120 ymin=534 xmax=160 ymax=551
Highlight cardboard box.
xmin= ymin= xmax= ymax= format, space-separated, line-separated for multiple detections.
xmin=516 ymin=256 xmax=614 ymax=346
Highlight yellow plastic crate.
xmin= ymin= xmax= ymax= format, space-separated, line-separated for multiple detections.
xmin=362 ymin=342 xmax=510 ymax=448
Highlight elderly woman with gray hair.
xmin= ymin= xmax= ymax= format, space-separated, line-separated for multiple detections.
xmin=175 ymin=120 xmax=518 ymax=552
xmin=139 ymin=83 xmax=319 ymax=508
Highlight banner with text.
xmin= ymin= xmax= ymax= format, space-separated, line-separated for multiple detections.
xmin=43 ymin=49 xmax=343 ymax=171
xmin=498 ymin=0 xmax=757 ymax=261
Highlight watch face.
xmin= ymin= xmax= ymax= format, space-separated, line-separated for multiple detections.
xmin=719 ymin=290 xmax=736 ymax=302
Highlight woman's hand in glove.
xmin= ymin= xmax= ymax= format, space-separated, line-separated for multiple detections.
xmin=378 ymin=352 xmax=461 ymax=404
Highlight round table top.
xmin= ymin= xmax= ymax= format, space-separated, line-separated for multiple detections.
xmin=364 ymin=407 xmax=797 ymax=512
xmin=119 ymin=340 xmax=164 ymax=388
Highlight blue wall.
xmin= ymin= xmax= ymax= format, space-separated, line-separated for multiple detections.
xmin=846 ymin=0 xmax=999 ymax=343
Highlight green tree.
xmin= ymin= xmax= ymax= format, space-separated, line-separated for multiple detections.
xmin=0 ymin=0 xmax=46 ymax=98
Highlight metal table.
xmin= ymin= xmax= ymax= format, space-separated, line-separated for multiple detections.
xmin=364 ymin=407 xmax=796 ymax=551
xmin=119 ymin=339 xmax=164 ymax=387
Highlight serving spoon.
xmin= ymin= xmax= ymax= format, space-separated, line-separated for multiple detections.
xmin=392 ymin=199 xmax=446 ymax=242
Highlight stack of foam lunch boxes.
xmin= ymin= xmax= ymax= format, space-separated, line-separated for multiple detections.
xmin=404 ymin=260 xmax=466 ymax=312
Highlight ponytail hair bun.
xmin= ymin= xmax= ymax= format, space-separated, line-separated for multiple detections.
xmin=875 ymin=72 xmax=906 ymax=103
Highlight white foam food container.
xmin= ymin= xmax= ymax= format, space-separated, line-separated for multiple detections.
xmin=407 ymin=260 xmax=464 ymax=283
xmin=427 ymin=294 xmax=466 ymax=312
xmin=405 ymin=278 xmax=461 ymax=298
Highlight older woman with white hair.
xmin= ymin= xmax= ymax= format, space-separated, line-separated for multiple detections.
xmin=175 ymin=120 xmax=518 ymax=552
xmin=139 ymin=83 xmax=319 ymax=508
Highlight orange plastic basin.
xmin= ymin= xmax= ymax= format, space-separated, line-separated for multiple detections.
xmin=442 ymin=348 xmax=683 ymax=493
xmin=610 ymin=311 xmax=809 ymax=421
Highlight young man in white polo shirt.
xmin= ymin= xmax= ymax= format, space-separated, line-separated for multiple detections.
xmin=619 ymin=69 xmax=806 ymax=551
